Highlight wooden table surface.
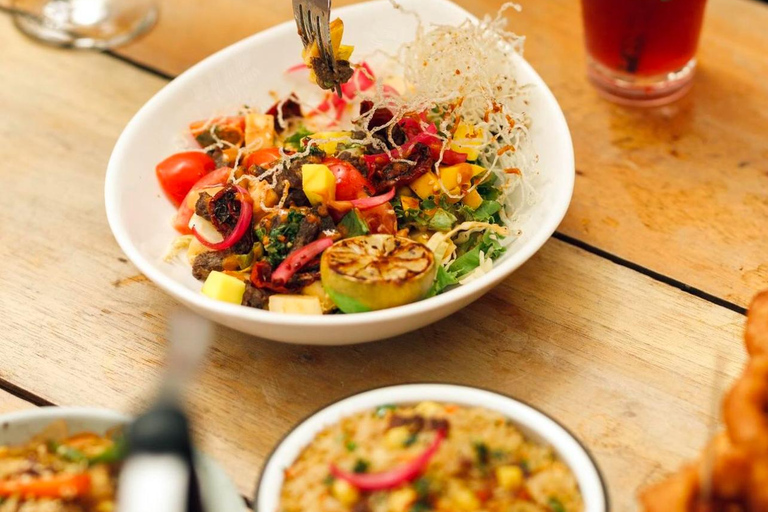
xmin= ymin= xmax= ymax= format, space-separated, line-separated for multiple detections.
xmin=1 ymin=0 xmax=767 ymax=510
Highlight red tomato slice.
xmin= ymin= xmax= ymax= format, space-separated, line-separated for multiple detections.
xmin=242 ymin=147 xmax=282 ymax=169
xmin=172 ymin=167 xmax=232 ymax=234
xmin=324 ymin=157 xmax=373 ymax=201
xmin=360 ymin=203 xmax=397 ymax=235
xmin=156 ymin=152 xmax=216 ymax=206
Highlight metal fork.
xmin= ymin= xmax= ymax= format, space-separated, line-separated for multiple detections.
xmin=292 ymin=0 xmax=343 ymax=97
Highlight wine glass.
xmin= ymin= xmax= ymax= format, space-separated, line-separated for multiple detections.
xmin=12 ymin=0 xmax=157 ymax=50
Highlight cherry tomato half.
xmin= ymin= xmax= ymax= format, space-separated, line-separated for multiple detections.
xmin=242 ymin=147 xmax=282 ymax=169
xmin=172 ymin=167 xmax=232 ymax=234
xmin=324 ymin=157 xmax=373 ymax=201
xmin=156 ymin=152 xmax=216 ymax=207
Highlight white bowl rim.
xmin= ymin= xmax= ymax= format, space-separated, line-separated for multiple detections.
xmin=254 ymin=383 xmax=609 ymax=512
xmin=0 ymin=406 xmax=129 ymax=425
xmin=104 ymin=0 xmax=575 ymax=330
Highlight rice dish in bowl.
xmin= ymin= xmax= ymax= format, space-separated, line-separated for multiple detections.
xmin=280 ymin=401 xmax=583 ymax=512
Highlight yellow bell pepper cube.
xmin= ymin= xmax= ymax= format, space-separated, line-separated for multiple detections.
xmin=410 ymin=171 xmax=440 ymax=199
xmin=331 ymin=479 xmax=359 ymax=506
xmin=302 ymin=164 xmax=336 ymax=205
xmin=495 ymin=465 xmax=524 ymax=491
xmin=308 ymin=131 xmax=351 ymax=155
xmin=462 ymin=189 xmax=484 ymax=209
xmin=451 ymin=484 xmax=481 ymax=511
xmin=337 ymin=45 xmax=354 ymax=61
xmin=387 ymin=487 xmax=417 ymax=512
xmin=330 ymin=18 xmax=344 ymax=53
xmin=450 ymin=123 xmax=484 ymax=161
xmin=384 ymin=426 xmax=412 ymax=449
xmin=201 ymin=271 xmax=246 ymax=305
xmin=439 ymin=163 xmax=486 ymax=191
xmin=400 ymin=195 xmax=421 ymax=212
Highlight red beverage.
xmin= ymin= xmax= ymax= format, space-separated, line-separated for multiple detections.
xmin=581 ymin=0 xmax=708 ymax=105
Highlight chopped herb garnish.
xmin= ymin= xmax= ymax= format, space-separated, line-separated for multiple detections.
xmin=548 ymin=497 xmax=566 ymax=512
xmin=491 ymin=448 xmax=507 ymax=460
xmin=352 ymin=459 xmax=370 ymax=473
xmin=345 ymin=440 xmax=358 ymax=452
xmin=413 ymin=477 xmax=431 ymax=498
xmin=404 ymin=433 xmax=419 ymax=447
xmin=473 ymin=441 xmax=490 ymax=467
xmin=284 ymin=126 xmax=313 ymax=150
xmin=258 ymin=210 xmax=305 ymax=267
xmin=54 ymin=444 xmax=87 ymax=463
xmin=375 ymin=404 xmax=396 ymax=418
xmin=323 ymin=474 xmax=335 ymax=486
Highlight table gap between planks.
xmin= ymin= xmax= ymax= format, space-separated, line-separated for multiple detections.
xmin=0 ymin=0 xmax=766 ymax=511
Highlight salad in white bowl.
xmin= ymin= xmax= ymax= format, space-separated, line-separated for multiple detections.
xmin=105 ymin=0 xmax=573 ymax=344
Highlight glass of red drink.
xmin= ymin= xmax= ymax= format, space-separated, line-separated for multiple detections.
xmin=581 ymin=0 xmax=708 ymax=106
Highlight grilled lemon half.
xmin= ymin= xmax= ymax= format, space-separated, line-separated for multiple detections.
xmin=321 ymin=235 xmax=437 ymax=313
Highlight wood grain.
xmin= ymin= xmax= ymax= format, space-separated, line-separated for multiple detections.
xmin=0 ymin=391 xmax=34 ymax=416
xmin=0 ymin=5 xmax=763 ymax=512
xmin=0 ymin=16 xmax=751 ymax=510
xmin=108 ymin=0 xmax=768 ymax=308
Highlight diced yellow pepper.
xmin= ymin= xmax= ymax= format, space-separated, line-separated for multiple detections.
xmin=201 ymin=271 xmax=246 ymax=305
xmin=330 ymin=18 xmax=344 ymax=53
xmin=400 ymin=195 xmax=421 ymax=212
xmin=439 ymin=163 xmax=485 ymax=192
xmin=387 ymin=487 xmax=417 ymax=512
xmin=409 ymin=171 xmax=440 ymax=200
xmin=450 ymin=123 xmax=484 ymax=161
xmin=451 ymin=484 xmax=481 ymax=511
xmin=331 ymin=479 xmax=359 ymax=506
xmin=462 ymin=189 xmax=483 ymax=209
xmin=385 ymin=426 xmax=412 ymax=449
xmin=309 ymin=131 xmax=352 ymax=155
xmin=330 ymin=19 xmax=354 ymax=61
xmin=302 ymin=164 xmax=336 ymax=205
xmin=337 ymin=45 xmax=354 ymax=61
xmin=268 ymin=295 xmax=323 ymax=315
xmin=244 ymin=113 xmax=275 ymax=149
xmin=496 ymin=465 xmax=524 ymax=491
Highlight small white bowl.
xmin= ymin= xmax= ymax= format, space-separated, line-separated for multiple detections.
xmin=0 ymin=407 xmax=244 ymax=511
xmin=105 ymin=0 xmax=574 ymax=344
xmin=255 ymin=384 xmax=608 ymax=512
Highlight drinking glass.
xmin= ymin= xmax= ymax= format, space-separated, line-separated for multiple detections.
xmin=581 ymin=0 xmax=708 ymax=106
xmin=12 ymin=0 xmax=157 ymax=49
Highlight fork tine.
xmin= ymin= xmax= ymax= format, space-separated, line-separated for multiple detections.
xmin=292 ymin=0 xmax=310 ymax=46
xmin=314 ymin=11 xmax=335 ymax=70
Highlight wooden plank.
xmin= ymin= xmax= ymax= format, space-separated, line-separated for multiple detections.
xmin=0 ymin=391 xmax=35 ymax=416
xmin=0 ymin=17 xmax=751 ymax=510
xmin=107 ymin=0 xmax=768 ymax=308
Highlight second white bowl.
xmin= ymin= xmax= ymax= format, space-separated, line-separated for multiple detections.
xmin=255 ymin=384 xmax=608 ymax=512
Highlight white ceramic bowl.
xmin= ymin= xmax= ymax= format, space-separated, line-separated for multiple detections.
xmin=255 ymin=384 xmax=607 ymax=512
xmin=0 ymin=407 xmax=244 ymax=511
xmin=105 ymin=0 xmax=574 ymax=345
